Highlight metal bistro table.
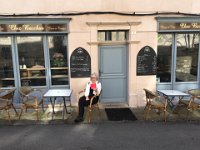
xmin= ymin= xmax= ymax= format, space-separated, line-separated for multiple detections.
xmin=157 ymin=90 xmax=190 ymax=110
xmin=44 ymin=89 xmax=72 ymax=119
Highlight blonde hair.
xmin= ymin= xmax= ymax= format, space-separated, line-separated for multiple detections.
xmin=90 ymin=72 xmax=99 ymax=80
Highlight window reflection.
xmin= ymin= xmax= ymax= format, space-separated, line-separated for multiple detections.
xmin=48 ymin=35 xmax=68 ymax=85
xmin=17 ymin=36 xmax=46 ymax=86
xmin=176 ymin=34 xmax=199 ymax=82
xmin=157 ymin=34 xmax=173 ymax=83
xmin=0 ymin=37 xmax=15 ymax=87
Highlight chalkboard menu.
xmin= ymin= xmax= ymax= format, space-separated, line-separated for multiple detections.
xmin=70 ymin=47 xmax=91 ymax=78
xmin=137 ymin=46 xmax=157 ymax=76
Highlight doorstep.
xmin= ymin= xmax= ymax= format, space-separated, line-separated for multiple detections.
xmin=99 ymin=102 xmax=129 ymax=109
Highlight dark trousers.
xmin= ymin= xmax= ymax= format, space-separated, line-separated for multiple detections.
xmin=78 ymin=96 xmax=99 ymax=118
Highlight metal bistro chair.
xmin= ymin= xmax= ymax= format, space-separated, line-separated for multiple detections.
xmin=0 ymin=88 xmax=18 ymax=122
xmin=18 ymin=86 xmax=44 ymax=120
xmin=77 ymin=89 xmax=101 ymax=123
xmin=143 ymin=89 xmax=168 ymax=122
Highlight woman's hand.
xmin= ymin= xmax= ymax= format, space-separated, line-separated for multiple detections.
xmin=86 ymin=96 xmax=89 ymax=101
xmin=93 ymin=88 xmax=99 ymax=96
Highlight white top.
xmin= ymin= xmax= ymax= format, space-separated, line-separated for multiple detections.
xmin=157 ymin=90 xmax=189 ymax=97
xmin=44 ymin=89 xmax=72 ymax=97
xmin=85 ymin=81 xmax=102 ymax=97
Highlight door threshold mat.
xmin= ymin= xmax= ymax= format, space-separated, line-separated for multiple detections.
xmin=105 ymin=108 xmax=137 ymax=121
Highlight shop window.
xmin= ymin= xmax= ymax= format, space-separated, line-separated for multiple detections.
xmin=48 ymin=35 xmax=68 ymax=85
xmin=176 ymin=33 xmax=199 ymax=82
xmin=157 ymin=34 xmax=173 ymax=83
xmin=17 ymin=36 xmax=46 ymax=86
xmin=157 ymin=33 xmax=200 ymax=84
xmin=98 ymin=30 xmax=127 ymax=42
xmin=0 ymin=37 xmax=15 ymax=87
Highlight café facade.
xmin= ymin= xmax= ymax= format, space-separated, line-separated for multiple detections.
xmin=0 ymin=0 xmax=200 ymax=107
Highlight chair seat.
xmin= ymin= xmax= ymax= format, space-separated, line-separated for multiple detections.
xmin=24 ymin=99 xmax=37 ymax=106
xmin=180 ymin=99 xmax=200 ymax=107
xmin=150 ymin=99 xmax=165 ymax=107
xmin=190 ymin=102 xmax=200 ymax=108
xmin=24 ymin=98 xmax=43 ymax=106
xmin=0 ymin=100 xmax=12 ymax=109
xmin=179 ymin=99 xmax=190 ymax=105
xmin=91 ymin=103 xmax=99 ymax=107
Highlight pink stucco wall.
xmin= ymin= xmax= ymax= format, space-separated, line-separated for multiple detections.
xmin=68 ymin=15 xmax=157 ymax=107
xmin=0 ymin=0 xmax=198 ymax=107
xmin=0 ymin=0 xmax=199 ymax=13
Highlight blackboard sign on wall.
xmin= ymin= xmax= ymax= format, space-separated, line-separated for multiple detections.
xmin=137 ymin=46 xmax=157 ymax=76
xmin=70 ymin=47 xmax=91 ymax=78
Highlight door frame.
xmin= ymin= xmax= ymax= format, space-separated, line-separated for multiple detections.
xmin=98 ymin=44 xmax=129 ymax=104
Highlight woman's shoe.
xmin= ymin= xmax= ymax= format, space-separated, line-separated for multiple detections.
xmin=74 ymin=117 xmax=83 ymax=123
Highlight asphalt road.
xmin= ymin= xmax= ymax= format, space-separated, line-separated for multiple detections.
xmin=0 ymin=121 xmax=200 ymax=150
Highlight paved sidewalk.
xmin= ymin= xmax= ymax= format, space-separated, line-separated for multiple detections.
xmin=0 ymin=122 xmax=200 ymax=150
xmin=1 ymin=105 xmax=200 ymax=125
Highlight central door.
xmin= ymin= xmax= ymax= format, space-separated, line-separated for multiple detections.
xmin=99 ymin=45 xmax=127 ymax=103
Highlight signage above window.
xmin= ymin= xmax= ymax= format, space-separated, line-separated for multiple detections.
xmin=0 ymin=24 xmax=68 ymax=34
xmin=158 ymin=22 xmax=200 ymax=31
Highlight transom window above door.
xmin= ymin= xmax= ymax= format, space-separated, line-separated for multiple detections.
xmin=98 ymin=30 xmax=128 ymax=42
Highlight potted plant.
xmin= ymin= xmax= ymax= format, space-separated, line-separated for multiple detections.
xmin=52 ymin=52 xmax=64 ymax=67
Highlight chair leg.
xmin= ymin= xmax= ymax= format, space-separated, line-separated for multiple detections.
xmin=97 ymin=106 xmax=101 ymax=120
xmin=143 ymin=107 xmax=148 ymax=120
xmin=88 ymin=108 xmax=91 ymax=123
xmin=146 ymin=107 xmax=150 ymax=120
xmin=157 ymin=108 xmax=161 ymax=115
xmin=42 ymin=100 xmax=45 ymax=113
xmin=163 ymin=110 xmax=167 ymax=123
xmin=12 ymin=104 xmax=18 ymax=116
xmin=19 ymin=105 xmax=24 ymax=120
xmin=36 ymin=107 xmax=39 ymax=121
xmin=6 ymin=108 xmax=11 ymax=123
xmin=143 ymin=104 xmax=148 ymax=114
xmin=186 ymin=108 xmax=190 ymax=121
xmin=187 ymin=107 xmax=194 ymax=122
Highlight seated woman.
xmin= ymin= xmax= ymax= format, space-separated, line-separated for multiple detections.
xmin=74 ymin=72 xmax=102 ymax=123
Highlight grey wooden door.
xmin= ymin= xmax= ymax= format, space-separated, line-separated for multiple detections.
xmin=99 ymin=45 xmax=127 ymax=103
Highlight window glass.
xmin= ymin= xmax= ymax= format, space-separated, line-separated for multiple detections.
xmin=98 ymin=31 xmax=127 ymax=42
xmin=0 ymin=37 xmax=15 ymax=87
xmin=17 ymin=36 xmax=46 ymax=86
xmin=157 ymin=34 xmax=173 ymax=83
xmin=111 ymin=31 xmax=117 ymax=41
xmin=48 ymin=35 xmax=68 ymax=85
xmin=98 ymin=32 xmax=105 ymax=41
xmin=176 ymin=33 xmax=199 ymax=82
xmin=118 ymin=31 xmax=126 ymax=41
